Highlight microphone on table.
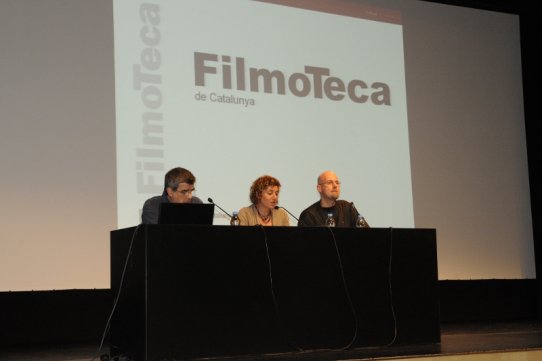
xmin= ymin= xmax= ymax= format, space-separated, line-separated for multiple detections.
xmin=351 ymin=202 xmax=370 ymax=228
xmin=275 ymin=205 xmax=299 ymax=222
xmin=208 ymin=197 xmax=232 ymax=219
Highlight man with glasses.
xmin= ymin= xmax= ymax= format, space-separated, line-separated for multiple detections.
xmin=298 ymin=170 xmax=363 ymax=227
xmin=141 ymin=167 xmax=203 ymax=224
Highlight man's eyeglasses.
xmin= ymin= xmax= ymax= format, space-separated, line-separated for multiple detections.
xmin=319 ymin=180 xmax=341 ymax=186
xmin=176 ymin=188 xmax=195 ymax=195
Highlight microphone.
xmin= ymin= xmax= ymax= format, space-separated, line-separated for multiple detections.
xmin=208 ymin=197 xmax=232 ymax=218
xmin=351 ymin=202 xmax=370 ymax=228
xmin=275 ymin=205 xmax=299 ymax=222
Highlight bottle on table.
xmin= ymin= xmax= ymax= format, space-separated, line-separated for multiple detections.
xmin=325 ymin=213 xmax=335 ymax=227
xmin=230 ymin=211 xmax=240 ymax=226
xmin=356 ymin=214 xmax=369 ymax=228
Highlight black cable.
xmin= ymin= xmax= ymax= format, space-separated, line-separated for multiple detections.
xmin=258 ymin=225 xmax=304 ymax=352
xmin=261 ymin=224 xmax=359 ymax=354
xmin=325 ymin=226 xmax=359 ymax=350
xmin=91 ymin=224 xmax=142 ymax=361
xmin=289 ymin=226 xmax=359 ymax=354
xmin=383 ymin=226 xmax=398 ymax=347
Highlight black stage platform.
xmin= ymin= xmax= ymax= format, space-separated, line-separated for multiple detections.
xmin=1 ymin=321 xmax=541 ymax=361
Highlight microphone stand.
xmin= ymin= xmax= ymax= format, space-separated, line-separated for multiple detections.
xmin=208 ymin=198 xmax=232 ymax=218
xmin=276 ymin=206 xmax=299 ymax=222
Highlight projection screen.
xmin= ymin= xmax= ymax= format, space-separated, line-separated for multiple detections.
xmin=0 ymin=0 xmax=533 ymax=291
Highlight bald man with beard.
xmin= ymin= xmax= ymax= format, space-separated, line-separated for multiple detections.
xmin=298 ymin=170 xmax=368 ymax=228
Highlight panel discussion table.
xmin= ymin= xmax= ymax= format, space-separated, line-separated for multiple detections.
xmin=110 ymin=225 xmax=440 ymax=361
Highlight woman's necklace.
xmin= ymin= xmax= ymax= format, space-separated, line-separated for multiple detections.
xmin=255 ymin=206 xmax=272 ymax=223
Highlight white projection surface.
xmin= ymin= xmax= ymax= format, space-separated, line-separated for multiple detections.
xmin=114 ymin=0 xmax=413 ymax=228
xmin=0 ymin=0 xmax=534 ymax=291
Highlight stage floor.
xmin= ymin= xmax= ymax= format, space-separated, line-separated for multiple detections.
xmin=1 ymin=321 xmax=542 ymax=361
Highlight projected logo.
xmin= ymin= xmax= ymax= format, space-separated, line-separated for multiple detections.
xmin=115 ymin=0 xmax=414 ymax=231
xmin=194 ymin=52 xmax=392 ymax=106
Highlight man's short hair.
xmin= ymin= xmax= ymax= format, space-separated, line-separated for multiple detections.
xmin=164 ymin=167 xmax=196 ymax=192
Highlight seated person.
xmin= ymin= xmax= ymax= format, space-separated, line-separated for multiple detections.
xmin=238 ymin=175 xmax=290 ymax=226
xmin=141 ymin=167 xmax=202 ymax=224
xmin=298 ymin=170 xmax=368 ymax=228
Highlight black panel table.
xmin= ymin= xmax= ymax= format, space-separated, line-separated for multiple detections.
xmin=110 ymin=225 xmax=440 ymax=361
